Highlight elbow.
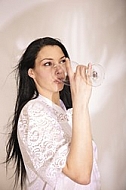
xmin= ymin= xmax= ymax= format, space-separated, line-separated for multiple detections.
xmin=63 ymin=165 xmax=92 ymax=185
xmin=73 ymin=173 xmax=91 ymax=185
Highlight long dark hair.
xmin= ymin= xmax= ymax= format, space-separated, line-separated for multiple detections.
xmin=5 ymin=37 xmax=72 ymax=189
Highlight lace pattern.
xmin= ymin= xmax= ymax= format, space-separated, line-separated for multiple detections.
xmin=18 ymin=95 xmax=72 ymax=187
xmin=18 ymin=95 xmax=101 ymax=189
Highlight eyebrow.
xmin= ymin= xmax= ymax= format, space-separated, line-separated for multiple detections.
xmin=41 ymin=56 xmax=66 ymax=62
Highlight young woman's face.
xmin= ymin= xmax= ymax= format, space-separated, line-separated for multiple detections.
xmin=28 ymin=45 xmax=66 ymax=99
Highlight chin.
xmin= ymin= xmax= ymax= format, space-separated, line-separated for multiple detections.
xmin=56 ymin=84 xmax=64 ymax=92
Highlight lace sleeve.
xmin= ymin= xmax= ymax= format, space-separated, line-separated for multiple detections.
xmin=18 ymin=100 xmax=71 ymax=187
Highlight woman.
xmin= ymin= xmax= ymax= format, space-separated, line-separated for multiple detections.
xmin=6 ymin=37 xmax=100 ymax=190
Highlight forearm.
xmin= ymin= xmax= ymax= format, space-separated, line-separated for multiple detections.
xmin=63 ymin=103 xmax=93 ymax=184
xmin=62 ymin=61 xmax=93 ymax=184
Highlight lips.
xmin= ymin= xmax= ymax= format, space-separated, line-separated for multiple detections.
xmin=54 ymin=77 xmax=64 ymax=83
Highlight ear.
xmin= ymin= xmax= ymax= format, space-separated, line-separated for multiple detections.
xmin=28 ymin=68 xmax=35 ymax=79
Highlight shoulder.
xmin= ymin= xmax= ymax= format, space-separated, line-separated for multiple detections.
xmin=24 ymin=95 xmax=49 ymax=110
xmin=66 ymin=108 xmax=73 ymax=115
xmin=66 ymin=108 xmax=73 ymax=127
xmin=20 ymin=96 xmax=47 ymax=118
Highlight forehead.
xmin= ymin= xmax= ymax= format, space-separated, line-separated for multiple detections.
xmin=36 ymin=45 xmax=64 ymax=60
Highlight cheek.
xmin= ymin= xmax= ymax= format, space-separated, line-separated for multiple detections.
xmin=34 ymin=71 xmax=52 ymax=84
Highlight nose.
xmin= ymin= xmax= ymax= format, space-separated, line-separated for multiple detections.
xmin=54 ymin=64 xmax=64 ymax=75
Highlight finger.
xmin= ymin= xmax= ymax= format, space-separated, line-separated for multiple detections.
xmin=76 ymin=65 xmax=86 ymax=79
xmin=87 ymin=63 xmax=92 ymax=76
xmin=65 ymin=58 xmax=74 ymax=78
xmin=86 ymin=63 xmax=92 ymax=85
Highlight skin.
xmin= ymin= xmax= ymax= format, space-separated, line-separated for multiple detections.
xmin=28 ymin=45 xmax=93 ymax=185
xmin=63 ymin=61 xmax=93 ymax=184
xmin=28 ymin=45 xmax=66 ymax=105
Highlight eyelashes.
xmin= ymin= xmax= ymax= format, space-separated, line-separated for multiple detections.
xmin=44 ymin=62 xmax=53 ymax=66
xmin=43 ymin=59 xmax=66 ymax=67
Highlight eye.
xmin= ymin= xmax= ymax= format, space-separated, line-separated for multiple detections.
xmin=44 ymin=61 xmax=53 ymax=66
xmin=60 ymin=59 xmax=66 ymax=65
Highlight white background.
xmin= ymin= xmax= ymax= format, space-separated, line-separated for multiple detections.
xmin=0 ymin=0 xmax=126 ymax=189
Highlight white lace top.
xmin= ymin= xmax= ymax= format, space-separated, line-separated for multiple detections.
xmin=17 ymin=94 xmax=101 ymax=190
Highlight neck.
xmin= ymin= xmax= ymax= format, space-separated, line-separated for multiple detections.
xmin=52 ymin=92 xmax=60 ymax=106
xmin=39 ymin=91 xmax=60 ymax=106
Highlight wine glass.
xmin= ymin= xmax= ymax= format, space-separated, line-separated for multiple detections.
xmin=62 ymin=61 xmax=105 ymax=87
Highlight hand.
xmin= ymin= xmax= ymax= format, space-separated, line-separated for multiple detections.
xmin=65 ymin=59 xmax=92 ymax=105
